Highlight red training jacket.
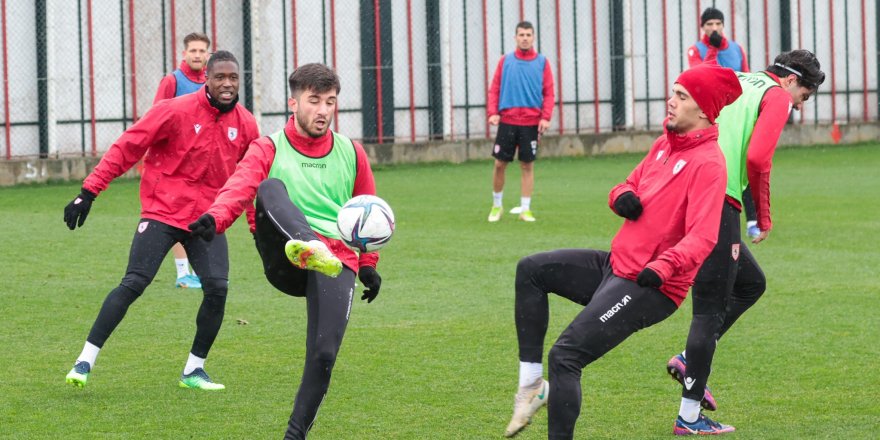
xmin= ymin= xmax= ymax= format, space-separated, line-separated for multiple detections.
xmin=205 ymin=117 xmax=379 ymax=273
xmin=608 ymin=124 xmax=728 ymax=306
xmin=83 ymin=88 xmax=260 ymax=230
xmin=486 ymin=47 xmax=555 ymax=126
xmin=153 ymin=61 xmax=207 ymax=104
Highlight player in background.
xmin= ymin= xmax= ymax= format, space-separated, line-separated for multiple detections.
xmin=687 ymin=7 xmax=749 ymax=72
xmin=189 ymin=63 xmax=382 ymax=440
xmin=63 ymin=51 xmax=259 ymax=391
xmin=503 ymin=64 xmax=741 ymax=439
xmin=486 ymin=21 xmax=554 ymax=222
xmin=687 ymin=7 xmax=761 ymax=239
xmin=153 ymin=32 xmax=211 ymax=290
xmin=667 ymin=50 xmax=825 ymax=434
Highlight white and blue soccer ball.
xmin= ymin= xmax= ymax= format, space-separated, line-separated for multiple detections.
xmin=336 ymin=195 xmax=395 ymax=253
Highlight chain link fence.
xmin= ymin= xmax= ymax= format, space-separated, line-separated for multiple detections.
xmin=2 ymin=0 xmax=878 ymax=158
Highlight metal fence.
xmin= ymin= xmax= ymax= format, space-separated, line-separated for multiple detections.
xmin=3 ymin=0 xmax=878 ymax=159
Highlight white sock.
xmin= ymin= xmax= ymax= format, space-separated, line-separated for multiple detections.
xmin=493 ymin=192 xmax=503 ymax=207
xmin=747 ymin=220 xmax=757 ymax=228
xmin=76 ymin=341 xmax=100 ymax=367
xmin=175 ymin=259 xmax=190 ymax=278
xmin=520 ymin=197 xmax=531 ymax=211
xmin=679 ymin=397 xmax=701 ymax=423
xmin=184 ymin=353 xmax=206 ymax=375
xmin=518 ymin=362 xmax=543 ymax=387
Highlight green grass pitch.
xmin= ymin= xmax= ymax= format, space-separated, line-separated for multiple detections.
xmin=0 ymin=143 xmax=878 ymax=439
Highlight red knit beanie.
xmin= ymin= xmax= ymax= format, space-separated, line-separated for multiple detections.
xmin=675 ymin=65 xmax=743 ymax=123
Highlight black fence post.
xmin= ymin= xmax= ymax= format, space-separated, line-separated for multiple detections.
xmin=609 ymin=0 xmax=626 ymax=130
xmin=360 ymin=0 xmax=395 ymax=144
xmin=242 ymin=0 xmax=254 ymax=112
xmin=426 ymin=1 xmax=443 ymax=140
xmin=36 ymin=0 xmax=48 ymax=157
xmin=780 ymin=0 xmax=791 ymax=51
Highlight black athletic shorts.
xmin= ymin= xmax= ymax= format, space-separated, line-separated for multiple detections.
xmin=492 ymin=122 xmax=539 ymax=162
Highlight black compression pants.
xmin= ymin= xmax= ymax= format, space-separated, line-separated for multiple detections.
xmin=515 ymin=249 xmax=678 ymax=440
xmin=683 ymin=201 xmax=766 ymax=402
xmin=253 ymin=179 xmax=355 ymax=440
xmin=86 ymin=219 xmax=229 ymax=359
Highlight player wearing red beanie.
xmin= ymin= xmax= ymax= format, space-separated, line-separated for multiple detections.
xmin=502 ymin=66 xmax=741 ymax=439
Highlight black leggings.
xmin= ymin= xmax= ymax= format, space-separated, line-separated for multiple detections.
xmin=254 ymin=179 xmax=356 ymax=440
xmin=86 ymin=219 xmax=229 ymax=359
xmin=515 ymin=249 xmax=678 ymax=440
xmin=683 ymin=201 xmax=766 ymax=402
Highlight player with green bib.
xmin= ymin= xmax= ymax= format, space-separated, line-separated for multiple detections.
xmin=666 ymin=50 xmax=825 ymax=435
xmin=190 ymin=63 xmax=382 ymax=440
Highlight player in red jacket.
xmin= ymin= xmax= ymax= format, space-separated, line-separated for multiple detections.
xmin=502 ymin=64 xmax=742 ymax=439
xmin=188 ymin=63 xmax=381 ymax=440
xmin=63 ymin=51 xmax=260 ymax=391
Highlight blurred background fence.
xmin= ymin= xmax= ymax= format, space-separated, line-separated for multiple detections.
xmin=3 ymin=0 xmax=878 ymax=158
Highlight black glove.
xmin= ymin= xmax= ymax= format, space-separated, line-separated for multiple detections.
xmin=188 ymin=214 xmax=217 ymax=241
xmin=613 ymin=191 xmax=643 ymax=221
xmin=636 ymin=267 xmax=662 ymax=288
xmin=358 ymin=266 xmax=382 ymax=303
xmin=708 ymin=31 xmax=723 ymax=48
xmin=64 ymin=188 xmax=97 ymax=230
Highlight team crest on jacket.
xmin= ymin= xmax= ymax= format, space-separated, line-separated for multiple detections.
xmin=731 ymin=243 xmax=740 ymax=260
xmin=672 ymin=159 xmax=687 ymax=175
xmin=138 ymin=221 xmax=149 ymax=233
xmin=228 ymin=127 xmax=238 ymax=141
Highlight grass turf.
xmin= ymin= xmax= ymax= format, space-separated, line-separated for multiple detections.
xmin=0 ymin=143 xmax=877 ymax=439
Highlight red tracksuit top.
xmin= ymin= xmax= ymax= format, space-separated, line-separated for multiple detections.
xmin=205 ymin=118 xmax=379 ymax=273
xmin=153 ymin=61 xmax=207 ymax=103
xmin=83 ymin=88 xmax=260 ymax=230
xmin=608 ymin=125 xmax=728 ymax=306
xmin=487 ymin=48 xmax=555 ymax=126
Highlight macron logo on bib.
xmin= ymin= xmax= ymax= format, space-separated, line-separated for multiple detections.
xmin=194 ymin=124 xmax=201 ymax=134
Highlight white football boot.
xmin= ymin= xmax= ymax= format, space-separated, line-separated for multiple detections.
xmin=504 ymin=378 xmax=549 ymax=437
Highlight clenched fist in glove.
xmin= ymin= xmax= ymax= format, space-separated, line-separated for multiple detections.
xmin=636 ymin=267 xmax=662 ymax=288
xmin=613 ymin=191 xmax=643 ymax=221
xmin=708 ymin=31 xmax=723 ymax=48
xmin=188 ymin=214 xmax=217 ymax=241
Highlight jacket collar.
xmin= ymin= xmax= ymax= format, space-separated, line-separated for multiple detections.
xmin=179 ymin=60 xmax=207 ymax=83
xmin=514 ymin=47 xmax=538 ymax=61
xmin=665 ymin=124 xmax=719 ymax=151
xmin=197 ymin=87 xmax=221 ymax=116
xmin=283 ymin=116 xmax=333 ymax=150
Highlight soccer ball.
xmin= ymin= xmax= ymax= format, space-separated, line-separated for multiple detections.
xmin=336 ymin=195 xmax=395 ymax=253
